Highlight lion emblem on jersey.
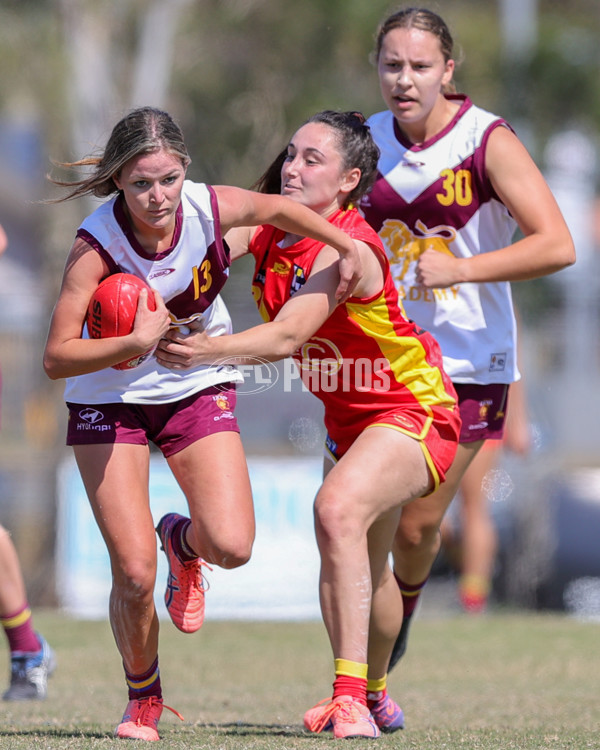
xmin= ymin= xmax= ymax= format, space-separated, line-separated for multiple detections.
xmin=380 ymin=218 xmax=457 ymax=282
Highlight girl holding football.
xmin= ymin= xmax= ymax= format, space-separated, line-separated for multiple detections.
xmin=154 ymin=109 xmax=461 ymax=739
xmin=359 ymin=6 xmax=574 ymax=685
xmin=43 ymin=106 xmax=363 ymax=741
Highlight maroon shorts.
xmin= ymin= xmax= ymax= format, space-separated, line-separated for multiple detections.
xmin=454 ymin=383 xmax=509 ymax=443
xmin=66 ymin=384 xmax=239 ymax=457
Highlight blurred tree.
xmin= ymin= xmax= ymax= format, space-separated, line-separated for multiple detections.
xmin=499 ymin=28 xmax=600 ymax=158
xmin=168 ymin=0 xmax=392 ymax=188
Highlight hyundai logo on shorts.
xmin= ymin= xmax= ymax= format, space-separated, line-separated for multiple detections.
xmin=79 ymin=408 xmax=105 ymax=424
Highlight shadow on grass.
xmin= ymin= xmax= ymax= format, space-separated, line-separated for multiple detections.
xmin=200 ymin=722 xmax=308 ymax=738
xmin=0 ymin=723 xmax=310 ymax=741
xmin=0 ymin=729 xmax=108 ymax=740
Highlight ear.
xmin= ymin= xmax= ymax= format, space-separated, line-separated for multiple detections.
xmin=442 ymin=58 xmax=455 ymax=89
xmin=113 ymin=173 xmax=122 ymax=191
xmin=340 ymin=167 xmax=361 ymax=194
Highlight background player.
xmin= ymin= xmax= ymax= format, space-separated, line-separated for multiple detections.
xmin=0 ymin=222 xmax=55 ymax=701
xmin=440 ymin=351 xmax=532 ymax=613
xmin=360 ymin=6 xmax=575 ymax=681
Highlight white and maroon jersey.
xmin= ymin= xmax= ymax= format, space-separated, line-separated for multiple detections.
xmin=361 ymin=95 xmax=519 ymax=385
xmin=64 ymin=180 xmax=242 ymax=405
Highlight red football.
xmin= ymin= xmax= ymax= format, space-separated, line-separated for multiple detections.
xmin=86 ymin=273 xmax=157 ymax=370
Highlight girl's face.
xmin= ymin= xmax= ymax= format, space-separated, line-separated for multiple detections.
xmin=280 ymin=122 xmax=359 ymax=218
xmin=377 ymin=26 xmax=454 ymax=134
xmin=113 ymin=149 xmax=187 ymax=238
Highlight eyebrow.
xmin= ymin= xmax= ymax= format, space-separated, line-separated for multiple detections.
xmin=288 ymin=142 xmax=326 ymax=158
xmin=128 ymin=168 xmax=180 ymax=180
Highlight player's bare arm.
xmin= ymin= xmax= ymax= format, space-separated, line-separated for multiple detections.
xmin=156 ymin=240 xmax=381 ymax=371
xmin=214 ymin=185 xmax=362 ymax=301
xmin=453 ymin=127 xmax=575 ymax=285
xmin=224 ymin=225 xmax=254 ymax=261
xmin=44 ymin=240 xmax=170 ymax=379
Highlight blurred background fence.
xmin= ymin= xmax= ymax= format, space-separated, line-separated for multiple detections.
xmin=0 ymin=0 xmax=599 ymax=614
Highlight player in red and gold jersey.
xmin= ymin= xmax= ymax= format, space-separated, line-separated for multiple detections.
xmin=157 ymin=110 xmax=460 ymax=739
xmin=249 ymin=207 xmax=457 ymax=473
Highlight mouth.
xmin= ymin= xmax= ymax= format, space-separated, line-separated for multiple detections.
xmin=393 ymin=94 xmax=415 ymax=104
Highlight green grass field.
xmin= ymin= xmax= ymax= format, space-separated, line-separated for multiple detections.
xmin=0 ymin=608 xmax=597 ymax=749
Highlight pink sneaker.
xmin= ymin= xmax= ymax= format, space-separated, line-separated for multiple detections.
xmin=304 ymin=695 xmax=380 ymax=739
xmin=156 ymin=513 xmax=211 ymax=633
xmin=114 ymin=696 xmax=183 ymax=741
xmin=367 ymin=691 xmax=405 ymax=732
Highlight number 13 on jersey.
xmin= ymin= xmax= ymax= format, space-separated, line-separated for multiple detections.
xmin=193 ymin=260 xmax=212 ymax=298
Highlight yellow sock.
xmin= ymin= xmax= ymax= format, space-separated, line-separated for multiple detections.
xmin=367 ymin=675 xmax=387 ymax=694
xmin=334 ymin=658 xmax=368 ymax=679
xmin=460 ymin=574 xmax=490 ymax=598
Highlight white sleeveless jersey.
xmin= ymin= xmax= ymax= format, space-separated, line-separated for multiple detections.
xmin=361 ymin=96 xmax=519 ymax=384
xmin=64 ymin=180 xmax=242 ymax=405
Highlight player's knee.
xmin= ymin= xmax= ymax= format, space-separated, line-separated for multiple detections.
xmin=205 ymin=535 xmax=254 ymax=569
xmin=395 ymin=522 xmax=441 ymax=556
xmin=216 ymin=546 xmax=252 ymax=570
xmin=314 ymin=489 xmax=360 ymax=545
xmin=113 ymin=558 xmax=156 ymax=601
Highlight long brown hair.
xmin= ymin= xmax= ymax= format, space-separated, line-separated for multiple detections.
xmin=48 ymin=107 xmax=191 ymax=202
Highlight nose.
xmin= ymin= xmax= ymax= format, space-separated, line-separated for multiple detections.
xmin=282 ymin=155 xmax=300 ymax=178
xmin=149 ymin=183 xmax=164 ymax=204
xmin=397 ymin=64 xmax=412 ymax=88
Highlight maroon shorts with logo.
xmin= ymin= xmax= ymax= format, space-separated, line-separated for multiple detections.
xmin=66 ymin=384 xmax=239 ymax=457
xmin=454 ymin=382 xmax=509 ymax=443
